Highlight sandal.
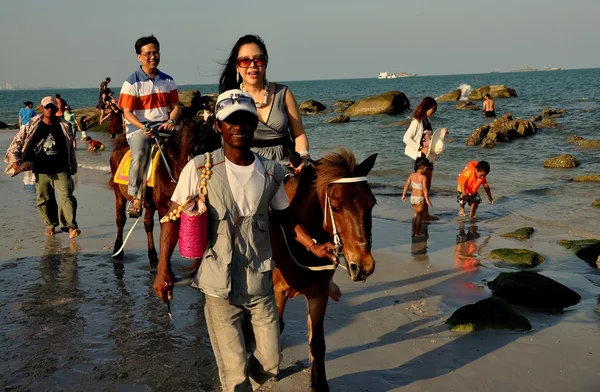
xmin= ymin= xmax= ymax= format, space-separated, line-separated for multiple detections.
xmin=127 ymin=198 xmax=143 ymax=218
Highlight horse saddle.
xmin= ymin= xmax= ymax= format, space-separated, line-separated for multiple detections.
xmin=113 ymin=146 xmax=161 ymax=188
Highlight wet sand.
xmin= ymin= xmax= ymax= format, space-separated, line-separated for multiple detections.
xmin=1 ymin=164 xmax=600 ymax=391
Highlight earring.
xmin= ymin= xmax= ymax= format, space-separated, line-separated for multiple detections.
xmin=236 ymin=71 xmax=241 ymax=85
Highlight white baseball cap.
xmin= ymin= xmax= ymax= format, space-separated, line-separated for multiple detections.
xmin=215 ymin=89 xmax=257 ymax=121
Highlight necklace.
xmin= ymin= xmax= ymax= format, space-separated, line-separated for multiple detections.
xmin=240 ymin=82 xmax=269 ymax=108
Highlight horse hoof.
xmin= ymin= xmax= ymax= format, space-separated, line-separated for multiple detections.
xmin=112 ymin=251 xmax=124 ymax=260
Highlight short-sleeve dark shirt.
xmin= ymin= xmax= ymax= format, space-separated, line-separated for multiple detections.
xmin=27 ymin=121 xmax=69 ymax=174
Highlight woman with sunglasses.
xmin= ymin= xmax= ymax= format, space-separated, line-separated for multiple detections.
xmin=219 ymin=34 xmax=310 ymax=169
xmin=219 ymin=35 xmax=342 ymax=302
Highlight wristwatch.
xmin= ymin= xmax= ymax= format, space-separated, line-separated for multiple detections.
xmin=143 ymin=124 xmax=150 ymax=132
xmin=167 ymin=119 xmax=176 ymax=126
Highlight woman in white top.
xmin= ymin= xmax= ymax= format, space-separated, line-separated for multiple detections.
xmin=403 ymin=97 xmax=439 ymax=220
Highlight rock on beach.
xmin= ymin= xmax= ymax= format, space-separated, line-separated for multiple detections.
xmin=465 ymin=113 xmax=536 ymax=148
xmin=344 ymin=91 xmax=410 ymax=116
xmin=543 ymin=154 xmax=580 ymax=168
xmin=436 ymin=89 xmax=462 ymax=102
xmin=488 ymin=248 xmax=544 ymax=267
xmin=324 ymin=115 xmax=350 ymax=124
xmin=488 ymin=271 xmax=581 ymax=311
xmin=299 ymin=100 xmax=326 ymax=115
xmin=454 ymin=101 xmax=479 ymax=110
xmin=500 ymin=227 xmax=535 ymax=240
xmin=557 ymin=239 xmax=600 ymax=264
xmin=468 ymin=85 xmax=518 ymax=100
xmin=445 ymin=297 xmax=531 ymax=332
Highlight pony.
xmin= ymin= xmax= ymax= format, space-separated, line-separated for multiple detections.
xmin=109 ymin=119 xmax=221 ymax=265
xmin=271 ymin=149 xmax=377 ymax=392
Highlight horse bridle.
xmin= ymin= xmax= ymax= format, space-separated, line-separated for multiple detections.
xmin=280 ymin=176 xmax=368 ymax=272
xmin=324 ymin=176 xmax=369 ymax=259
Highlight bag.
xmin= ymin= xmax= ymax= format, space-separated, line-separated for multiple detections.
xmin=178 ymin=196 xmax=209 ymax=259
xmin=161 ymin=152 xmax=212 ymax=259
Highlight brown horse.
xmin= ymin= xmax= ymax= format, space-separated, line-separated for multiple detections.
xmin=109 ymin=120 xmax=220 ymax=265
xmin=271 ymin=149 xmax=377 ymax=392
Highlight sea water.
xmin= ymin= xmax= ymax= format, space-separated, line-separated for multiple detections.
xmin=1 ymin=68 xmax=599 ymax=252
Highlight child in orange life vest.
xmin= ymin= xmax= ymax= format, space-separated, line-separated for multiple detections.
xmin=457 ymin=160 xmax=494 ymax=217
xmin=84 ymin=136 xmax=105 ymax=152
xmin=402 ymin=157 xmax=433 ymax=237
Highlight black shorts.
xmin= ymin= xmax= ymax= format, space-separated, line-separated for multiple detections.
xmin=484 ymin=111 xmax=496 ymax=118
xmin=456 ymin=191 xmax=481 ymax=205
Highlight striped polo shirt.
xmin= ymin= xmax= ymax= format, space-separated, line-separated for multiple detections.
xmin=118 ymin=67 xmax=179 ymax=134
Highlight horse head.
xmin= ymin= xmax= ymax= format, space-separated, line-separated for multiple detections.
xmin=314 ymin=149 xmax=377 ymax=282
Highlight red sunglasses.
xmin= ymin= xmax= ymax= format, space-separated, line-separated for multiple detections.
xmin=236 ymin=55 xmax=267 ymax=68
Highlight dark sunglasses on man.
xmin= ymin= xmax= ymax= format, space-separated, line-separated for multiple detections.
xmin=236 ymin=55 xmax=267 ymax=68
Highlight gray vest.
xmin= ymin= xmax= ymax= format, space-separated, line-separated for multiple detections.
xmin=190 ymin=148 xmax=287 ymax=305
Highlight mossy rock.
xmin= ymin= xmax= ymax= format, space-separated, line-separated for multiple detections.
xmin=489 ymin=248 xmax=544 ymax=267
xmin=543 ymin=154 xmax=580 ymax=168
xmin=557 ymin=239 xmax=600 ymax=264
xmin=488 ymin=271 xmax=581 ymax=311
xmin=445 ymin=297 xmax=531 ymax=332
xmin=573 ymin=175 xmax=600 ymax=182
xmin=593 ymin=199 xmax=600 ymax=208
xmin=500 ymin=227 xmax=534 ymax=240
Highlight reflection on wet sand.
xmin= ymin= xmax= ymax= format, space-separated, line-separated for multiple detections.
xmin=5 ymin=237 xmax=85 ymax=390
xmin=411 ymin=224 xmax=429 ymax=261
xmin=454 ymin=221 xmax=489 ymax=270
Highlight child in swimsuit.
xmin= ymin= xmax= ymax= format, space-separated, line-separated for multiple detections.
xmin=402 ymin=157 xmax=433 ymax=237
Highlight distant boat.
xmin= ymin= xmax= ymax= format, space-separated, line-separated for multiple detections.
xmin=541 ymin=66 xmax=561 ymax=71
xmin=378 ymin=71 xmax=417 ymax=79
xmin=510 ymin=66 xmax=537 ymax=72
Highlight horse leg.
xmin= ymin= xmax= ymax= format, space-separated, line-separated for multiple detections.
xmin=306 ymin=293 xmax=330 ymax=392
xmin=274 ymin=284 xmax=289 ymax=334
xmin=143 ymin=206 xmax=158 ymax=267
xmin=112 ymin=191 xmax=127 ymax=260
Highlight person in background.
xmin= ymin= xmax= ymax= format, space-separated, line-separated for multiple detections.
xmin=18 ymin=101 xmax=37 ymax=131
xmin=4 ymin=96 xmax=80 ymax=238
xmin=403 ymin=96 xmax=440 ymax=221
xmin=99 ymin=89 xmax=116 ymax=124
xmin=63 ymin=105 xmax=78 ymax=147
xmin=456 ymin=160 xmax=494 ymax=218
xmin=55 ymin=94 xmax=67 ymax=118
xmin=118 ymin=35 xmax=180 ymax=218
xmin=483 ymin=93 xmax=496 ymax=118
xmin=219 ymin=34 xmax=310 ymax=169
xmin=84 ymin=136 xmax=105 ymax=152
xmin=77 ymin=116 xmax=90 ymax=140
xmin=99 ymin=77 xmax=111 ymax=95
xmin=108 ymin=102 xmax=124 ymax=138
xmin=402 ymin=157 xmax=433 ymax=237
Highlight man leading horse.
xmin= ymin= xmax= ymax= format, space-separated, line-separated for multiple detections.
xmin=153 ymin=90 xmax=338 ymax=392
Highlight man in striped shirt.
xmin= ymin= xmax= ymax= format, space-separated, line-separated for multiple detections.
xmin=118 ymin=35 xmax=180 ymax=218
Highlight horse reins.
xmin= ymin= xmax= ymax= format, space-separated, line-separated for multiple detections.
xmin=281 ymin=176 xmax=369 ymax=272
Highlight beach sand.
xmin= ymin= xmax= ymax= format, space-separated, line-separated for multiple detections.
xmin=1 ymin=132 xmax=600 ymax=391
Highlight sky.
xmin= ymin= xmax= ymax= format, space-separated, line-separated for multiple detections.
xmin=1 ymin=0 xmax=599 ymax=89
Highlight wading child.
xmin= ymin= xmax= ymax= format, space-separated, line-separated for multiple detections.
xmin=402 ymin=157 xmax=433 ymax=237
xmin=457 ymin=160 xmax=494 ymax=217
xmin=84 ymin=136 xmax=105 ymax=152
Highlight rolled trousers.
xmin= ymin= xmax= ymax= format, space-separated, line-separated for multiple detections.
xmin=35 ymin=172 xmax=78 ymax=229
xmin=204 ymin=293 xmax=281 ymax=392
